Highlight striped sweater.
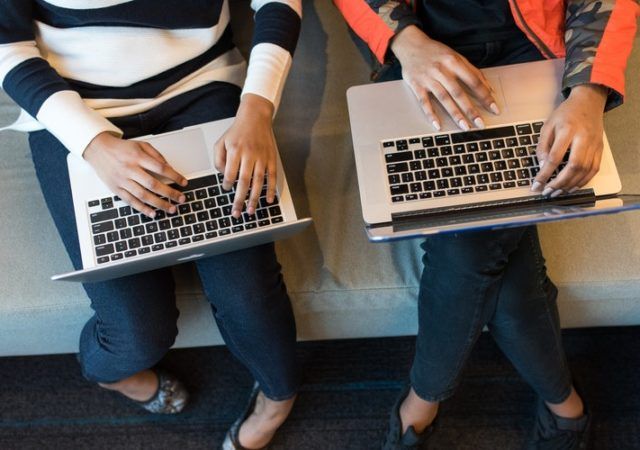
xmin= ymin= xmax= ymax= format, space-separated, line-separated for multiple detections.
xmin=0 ymin=0 xmax=302 ymax=156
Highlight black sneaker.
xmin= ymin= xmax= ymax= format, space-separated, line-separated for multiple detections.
xmin=382 ymin=386 xmax=435 ymax=450
xmin=526 ymin=398 xmax=591 ymax=450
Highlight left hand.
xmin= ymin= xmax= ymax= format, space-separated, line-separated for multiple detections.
xmin=214 ymin=93 xmax=277 ymax=218
xmin=531 ymin=84 xmax=608 ymax=197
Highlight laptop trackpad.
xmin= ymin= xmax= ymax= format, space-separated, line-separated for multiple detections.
xmin=142 ymin=128 xmax=211 ymax=177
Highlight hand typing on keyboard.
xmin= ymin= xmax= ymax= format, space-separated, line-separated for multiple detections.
xmin=84 ymin=133 xmax=188 ymax=218
xmin=390 ymin=25 xmax=501 ymax=132
xmin=214 ymin=93 xmax=278 ymax=219
xmin=531 ymin=84 xmax=608 ymax=197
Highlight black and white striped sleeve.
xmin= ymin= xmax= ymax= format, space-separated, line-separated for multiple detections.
xmin=0 ymin=1 xmax=122 ymax=156
xmin=243 ymin=0 xmax=302 ymax=110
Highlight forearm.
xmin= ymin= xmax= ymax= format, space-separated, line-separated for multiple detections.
xmin=562 ymin=0 xmax=639 ymax=111
xmin=243 ymin=0 xmax=302 ymax=111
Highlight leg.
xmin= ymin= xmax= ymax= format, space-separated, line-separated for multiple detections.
xmin=29 ymin=130 xmax=180 ymax=401
xmin=488 ymin=227 xmax=582 ymax=417
xmin=402 ymin=228 xmax=526 ymax=432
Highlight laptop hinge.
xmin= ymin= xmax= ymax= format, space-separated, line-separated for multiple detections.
xmin=391 ymin=188 xmax=598 ymax=222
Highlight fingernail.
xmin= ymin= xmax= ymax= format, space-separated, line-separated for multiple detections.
xmin=542 ymin=187 xmax=554 ymax=196
xmin=181 ymin=179 xmax=188 ymax=187
xmin=149 ymin=211 xmax=156 ymax=219
xmin=539 ymin=160 xmax=545 ymax=169
xmin=531 ymin=181 xmax=543 ymax=192
xmin=569 ymin=187 xmax=579 ymax=193
xmin=179 ymin=195 xmax=186 ymax=203
xmin=550 ymin=189 xmax=563 ymax=198
xmin=432 ymin=120 xmax=441 ymax=131
xmin=474 ymin=117 xmax=485 ymax=129
xmin=458 ymin=119 xmax=470 ymax=131
xmin=490 ymin=103 xmax=500 ymax=115
xmin=169 ymin=206 xmax=176 ymax=214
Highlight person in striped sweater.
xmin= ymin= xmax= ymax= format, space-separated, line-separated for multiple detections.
xmin=0 ymin=1 xmax=301 ymax=448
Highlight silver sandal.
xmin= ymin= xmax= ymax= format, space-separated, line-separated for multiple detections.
xmin=134 ymin=368 xmax=189 ymax=414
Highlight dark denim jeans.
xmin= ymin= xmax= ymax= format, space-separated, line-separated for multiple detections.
xmin=380 ymin=35 xmax=573 ymax=403
xmin=29 ymin=82 xmax=298 ymax=400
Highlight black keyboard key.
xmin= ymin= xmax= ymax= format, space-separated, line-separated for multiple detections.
xmin=492 ymin=139 xmax=505 ymax=149
xmin=462 ymin=154 xmax=474 ymax=164
xmin=450 ymin=177 xmax=462 ymax=187
xmin=395 ymin=139 xmax=408 ymax=150
xmin=481 ymin=162 xmax=494 ymax=172
xmin=532 ymin=121 xmax=544 ymax=133
xmin=106 ymin=231 xmax=119 ymax=242
xmin=437 ymin=179 xmax=449 ymax=189
xmin=440 ymin=146 xmax=452 ymax=156
xmin=166 ymin=240 xmax=178 ymax=248
xmin=127 ymin=215 xmax=140 ymax=227
xmin=92 ymin=220 xmax=115 ymax=237
xmin=219 ymin=229 xmax=232 ymax=236
xmin=206 ymin=220 xmax=219 ymax=231
xmin=245 ymin=222 xmax=257 ymax=230
xmin=208 ymin=186 xmax=220 ymax=197
xmin=468 ymin=164 xmax=480 ymax=174
xmin=427 ymin=169 xmax=440 ymax=179
xmin=139 ymin=247 xmax=151 ymax=254
xmin=128 ymin=238 xmax=141 ymax=249
xmin=410 ymin=183 xmax=422 ymax=192
xmin=97 ymin=256 xmax=110 ymax=264
xmin=385 ymin=151 xmax=413 ymax=163
xmin=193 ymin=224 xmax=205 ymax=234
xmin=142 ymin=235 xmax=154 ymax=246
xmin=141 ymin=214 xmax=153 ymax=223
xmin=179 ymin=238 xmax=191 ymax=246
xmin=184 ymin=192 xmax=195 ymax=202
xmin=159 ymin=219 xmax=171 ymax=230
xmin=89 ymin=200 xmax=100 ymax=207
xmin=219 ymin=217 xmax=231 ymax=228
xmin=441 ymin=168 xmax=453 ymax=177
xmin=516 ymin=123 xmax=533 ymax=135
xmin=178 ymin=204 xmax=191 ymax=214
xmin=447 ymin=189 xmax=460 ymax=196
xmin=115 ymin=241 xmax=127 ymax=252
xmin=433 ymin=190 xmax=446 ymax=197
xmin=435 ymin=135 xmax=450 ymax=145
xmin=480 ymin=141 xmax=492 ymax=150
xmin=414 ymin=171 xmax=427 ymax=181
xmin=94 ymin=234 xmax=106 ymax=245
xmin=391 ymin=185 xmax=409 ymax=195
xmin=504 ymin=171 xmax=517 ymax=181
xmin=409 ymin=161 xmax=421 ymax=171
xmin=427 ymin=148 xmax=439 ymax=158
xmin=119 ymin=228 xmax=132 ymax=240
xmin=451 ymin=125 xmax=516 ymax=143
xmin=257 ymin=218 xmax=271 ymax=226
xmin=387 ymin=163 xmax=409 ymax=174
xmin=489 ymin=151 xmax=501 ymax=160
xmin=490 ymin=172 xmax=504 ymax=182
xmin=195 ymin=189 xmax=207 ymax=199
xmin=503 ymin=181 xmax=517 ymax=188
xmin=268 ymin=206 xmax=281 ymax=216
xmin=419 ymin=192 xmax=432 ymax=199
xmin=184 ymin=214 xmax=196 ymax=225
xmin=154 ymin=232 xmax=167 ymax=243
xmin=463 ymin=176 xmax=476 ymax=186
xmin=453 ymin=144 xmax=465 ymax=154
xmin=519 ymin=135 xmax=532 ymax=145
xmin=409 ymin=137 xmax=420 ymax=144
xmin=533 ymin=134 xmax=540 ymax=144
xmin=501 ymin=149 xmax=514 ymax=159
xmin=414 ymin=149 xmax=427 ymax=159
xmin=517 ymin=169 xmax=529 ymax=179
xmin=401 ymin=172 xmax=414 ymax=183
xmin=515 ymin=147 xmax=528 ymax=157
xmin=449 ymin=156 xmax=461 ymax=165
xmin=145 ymin=223 xmax=158 ymax=233
xmin=522 ymin=157 xmax=535 ymax=168
xmin=423 ymin=159 xmax=435 ymax=169
xmin=517 ymin=180 xmax=531 ymax=187
xmin=436 ymin=157 xmax=448 ymax=167
xmin=90 ymin=209 xmax=118 ymax=224
xmin=477 ymin=174 xmax=490 ymax=184
xmin=118 ymin=206 xmax=132 ymax=217
xmin=475 ymin=152 xmax=488 ymax=162
xmin=205 ymin=232 xmax=218 ymax=240
xmin=461 ymin=187 xmax=474 ymax=194
xmin=506 ymin=137 xmax=518 ymax=147
xmin=101 ymin=198 xmax=113 ymax=210
xmin=111 ymin=253 xmax=123 ymax=261
xmin=133 ymin=225 xmax=145 ymax=236
xmin=383 ymin=141 xmax=394 ymax=148
xmin=125 ymin=250 xmax=137 ymax=258
xmin=192 ymin=235 xmax=205 ymax=242
xmin=191 ymin=201 xmax=204 ymax=212
xmin=489 ymin=183 xmax=502 ymax=190
xmin=152 ymin=244 xmax=165 ymax=252
xmin=232 ymin=225 xmax=244 ymax=233
xmin=422 ymin=136 xmax=434 ymax=147
xmin=180 ymin=226 xmax=193 ymax=237
xmin=257 ymin=209 xmax=269 ymax=219
xmin=204 ymin=198 xmax=216 ymax=209
xmin=154 ymin=210 xmax=165 ymax=220
xmin=475 ymin=185 xmax=488 ymax=192
xmin=494 ymin=161 xmax=507 ymax=171
xmin=454 ymin=166 xmax=467 ymax=176
xmin=168 ymin=229 xmax=180 ymax=240
xmin=196 ymin=211 xmax=208 ymax=222
xmin=466 ymin=142 xmax=479 ymax=152
xmin=508 ymin=159 xmax=521 ymax=169
xmin=95 ymin=244 xmax=115 ymax=257
xmin=423 ymin=181 xmax=436 ymax=191
xmin=210 ymin=208 xmax=222 ymax=219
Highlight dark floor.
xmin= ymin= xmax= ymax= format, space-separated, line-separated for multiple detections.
xmin=1 ymin=327 xmax=639 ymax=450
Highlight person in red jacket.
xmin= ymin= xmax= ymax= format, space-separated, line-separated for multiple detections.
xmin=334 ymin=0 xmax=638 ymax=449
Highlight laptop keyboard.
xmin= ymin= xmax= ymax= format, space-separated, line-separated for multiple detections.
xmin=382 ymin=120 xmax=568 ymax=203
xmin=87 ymin=173 xmax=283 ymax=265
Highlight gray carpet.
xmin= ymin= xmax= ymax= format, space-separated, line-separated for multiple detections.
xmin=1 ymin=328 xmax=639 ymax=449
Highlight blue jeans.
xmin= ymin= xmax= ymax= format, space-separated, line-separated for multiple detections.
xmin=379 ymin=35 xmax=573 ymax=403
xmin=28 ymin=82 xmax=298 ymax=400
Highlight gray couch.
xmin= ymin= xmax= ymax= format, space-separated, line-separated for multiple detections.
xmin=1 ymin=2 xmax=639 ymax=357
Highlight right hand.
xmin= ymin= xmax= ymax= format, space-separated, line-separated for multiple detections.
xmin=84 ymin=132 xmax=188 ymax=218
xmin=391 ymin=25 xmax=500 ymax=131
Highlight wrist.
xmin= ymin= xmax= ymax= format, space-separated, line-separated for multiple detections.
xmin=238 ymin=93 xmax=275 ymax=120
xmin=84 ymin=131 xmax=116 ymax=161
xmin=568 ymin=84 xmax=608 ymax=109
xmin=390 ymin=25 xmax=431 ymax=60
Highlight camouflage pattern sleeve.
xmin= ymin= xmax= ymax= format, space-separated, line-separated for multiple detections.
xmin=563 ymin=0 xmax=639 ymax=111
xmin=367 ymin=0 xmax=421 ymax=48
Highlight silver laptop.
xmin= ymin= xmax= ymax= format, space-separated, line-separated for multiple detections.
xmin=346 ymin=58 xmax=640 ymax=241
xmin=53 ymin=117 xmax=312 ymax=282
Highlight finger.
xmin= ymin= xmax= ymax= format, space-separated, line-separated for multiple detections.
xmin=126 ymin=175 xmax=177 ymax=213
xmin=452 ymin=60 xmax=497 ymax=116
xmin=409 ymin=83 xmax=441 ymax=130
xmin=535 ymin=122 xmax=555 ymax=165
xmin=214 ymin=137 xmax=227 ymax=174
xmin=247 ymin=163 xmax=265 ymax=216
xmin=544 ymin=134 xmax=595 ymax=194
xmin=222 ymin=144 xmax=241 ymax=192
xmin=137 ymin=141 xmax=167 ymax=163
xmin=232 ymin=159 xmax=253 ymax=218
xmin=266 ymin=156 xmax=277 ymax=204
xmin=572 ymin=147 xmax=601 ymax=191
xmin=137 ymin=151 xmax=188 ymax=189
xmin=429 ymin=81 xmax=471 ymax=130
xmin=131 ymin=167 xmax=184 ymax=206
xmin=533 ymin=130 xmax=574 ymax=193
xmin=117 ymin=188 xmax=156 ymax=219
